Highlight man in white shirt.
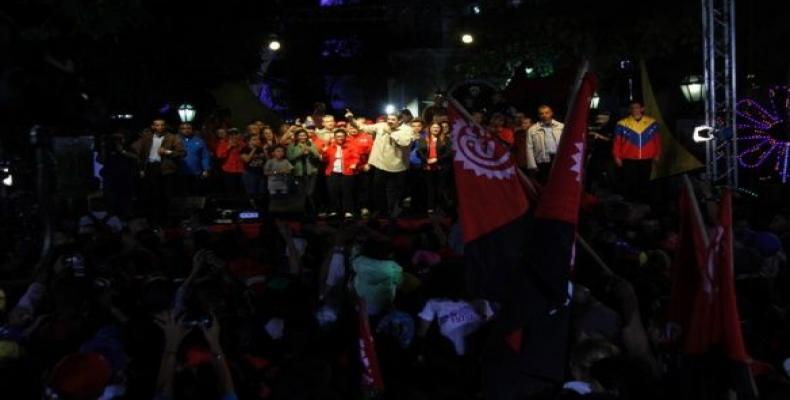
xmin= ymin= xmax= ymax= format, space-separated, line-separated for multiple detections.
xmin=317 ymin=115 xmax=337 ymax=143
xmin=133 ymin=118 xmax=185 ymax=224
xmin=346 ymin=110 xmax=415 ymax=217
xmin=527 ymin=105 xmax=564 ymax=183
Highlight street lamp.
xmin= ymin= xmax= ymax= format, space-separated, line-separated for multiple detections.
xmin=590 ymin=92 xmax=601 ymax=109
xmin=178 ymin=103 xmax=196 ymax=123
xmin=680 ymin=75 xmax=704 ymax=103
xmin=461 ymin=33 xmax=474 ymax=44
xmin=268 ymin=40 xmax=281 ymax=51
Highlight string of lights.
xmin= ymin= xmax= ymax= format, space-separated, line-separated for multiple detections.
xmin=736 ymin=86 xmax=790 ymax=183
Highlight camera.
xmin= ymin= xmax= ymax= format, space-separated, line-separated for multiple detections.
xmin=181 ymin=311 xmax=212 ymax=328
xmin=65 ymin=254 xmax=86 ymax=278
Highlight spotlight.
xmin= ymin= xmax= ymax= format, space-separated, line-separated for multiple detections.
xmin=461 ymin=33 xmax=474 ymax=44
xmin=693 ymin=125 xmax=715 ymax=142
xmin=268 ymin=40 xmax=281 ymax=51
xmin=384 ymin=104 xmax=396 ymax=114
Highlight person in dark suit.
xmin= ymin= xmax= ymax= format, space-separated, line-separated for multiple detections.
xmin=133 ymin=118 xmax=185 ymax=224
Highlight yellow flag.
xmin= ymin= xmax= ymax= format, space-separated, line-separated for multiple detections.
xmin=640 ymin=61 xmax=704 ymax=179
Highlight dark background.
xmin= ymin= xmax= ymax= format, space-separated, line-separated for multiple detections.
xmin=1 ymin=0 xmax=789 ymax=143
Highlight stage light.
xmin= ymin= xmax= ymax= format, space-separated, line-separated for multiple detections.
xmin=2 ymin=167 xmax=12 ymax=187
xmin=268 ymin=40 xmax=281 ymax=51
xmin=178 ymin=103 xmax=196 ymax=123
xmin=461 ymin=33 xmax=474 ymax=44
xmin=472 ymin=5 xmax=481 ymax=14
xmin=384 ymin=104 xmax=396 ymax=114
xmin=693 ymin=125 xmax=715 ymax=142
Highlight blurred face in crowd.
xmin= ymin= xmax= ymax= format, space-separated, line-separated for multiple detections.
xmin=334 ymin=130 xmax=347 ymax=145
xmin=441 ymin=121 xmax=451 ymax=134
xmin=521 ymin=117 xmax=534 ymax=130
xmin=229 ymin=131 xmax=241 ymax=145
xmin=354 ymin=117 xmax=367 ymax=127
xmin=152 ymin=119 xmax=166 ymax=134
xmin=254 ymin=120 xmax=265 ymax=130
xmin=179 ymin=123 xmax=193 ymax=137
xmin=629 ymin=103 xmax=645 ymax=120
xmin=429 ymin=123 xmax=442 ymax=137
xmin=216 ymin=128 xmax=228 ymax=139
xmin=346 ymin=125 xmax=358 ymax=136
xmin=272 ymin=147 xmax=285 ymax=159
xmin=410 ymin=120 xmax=424 ymax=134
xmin=263 ymin=127 xmax=275 ymax=143
xmin=538 ymin=106 xmax=554 ymax=124
xmin=296 ymin=130 xmax=309 ymax=144
xmin=386 ymin=115 xmax=400 ymax=129
xmin=322 ymin=115 xmax=336 ymax=130
xmin=515 ymin=111 xmax=526 ymax=124
xmin=471 ymin=111 xmax=484 ymax=125
xmin=490 ymin=114 xmax=505 ymax=128
xmin=249 ymin=134 xmax=262 ymax=148
xmin=247 ymin=123 xmax=261 ymax=136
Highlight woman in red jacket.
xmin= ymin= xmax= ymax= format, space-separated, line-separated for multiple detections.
xmin=215 ymin=128 xmax=246 ymax=194
xmin=322 ymin=129 xmax=359 ymax=218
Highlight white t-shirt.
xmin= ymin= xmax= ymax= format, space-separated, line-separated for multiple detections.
xmin=418 ymin=298 xmax=495 ymax=355
xmin=332 ymin=145 xmax=343 ymax=173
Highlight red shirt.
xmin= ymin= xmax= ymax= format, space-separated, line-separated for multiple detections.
xmin=496 ymin=127 xmax=515 ymax=145
xmin=349 ymin=132 xmax=374 ymax=168
xmin=322 ymin=142 xmax=359 ymax=176
xmin=215 ymin=139 xmax=246 ymax=174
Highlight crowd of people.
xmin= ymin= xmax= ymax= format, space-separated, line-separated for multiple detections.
xmin=97 ymin=94 xmax=663 ymax=226
xmin=1 ymin=93 xmax=790 ymax=400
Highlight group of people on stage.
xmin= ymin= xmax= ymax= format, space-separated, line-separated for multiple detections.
xmin=99 ymin=95 xmax=662 ymax=223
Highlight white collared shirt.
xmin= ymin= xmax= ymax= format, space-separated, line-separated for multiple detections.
xmin=543 ymin=123 xmax=558 ymax=155
xmin=148 ymin=134 xmax=165 ymax=162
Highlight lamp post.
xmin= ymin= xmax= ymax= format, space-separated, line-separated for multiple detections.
xmin=177 ymin=103 xmax=196 ymax=123
xmin=680 ymin=75 xmax=704 ymax=103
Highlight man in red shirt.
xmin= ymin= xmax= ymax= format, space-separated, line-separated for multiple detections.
xmin=347 ymin=120 xmax=374 ymax=217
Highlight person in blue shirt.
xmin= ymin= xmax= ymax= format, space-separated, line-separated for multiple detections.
xmin=178 ymin=122 xmax=211 ymax=195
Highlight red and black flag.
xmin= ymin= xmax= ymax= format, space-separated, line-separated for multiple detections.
xmin=669 ymin=179 xmax=756 ymax=398
xmin=448 ymin=96 xmax=530 ymax=302
xmin=515 ymin=72 xmax=598 ymax=384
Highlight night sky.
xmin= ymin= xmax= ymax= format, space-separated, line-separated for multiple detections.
xmin=1 ymin=0 xmax=789 ymax=136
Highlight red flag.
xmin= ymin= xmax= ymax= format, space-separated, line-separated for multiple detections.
xmin=670 ymin=182 xmax=749 ymax=361
xmin=714 ymin=189 xmax=750 ymax=362
xmin=667 ymin=178 xmax=710 ymax=334
xmin=449 ymin=101 xmax=529 ymax=243
xmin=535 ymin=72 xmax=598 ymax=225
xmin=357 ymin=298 xmax=384 ymax=393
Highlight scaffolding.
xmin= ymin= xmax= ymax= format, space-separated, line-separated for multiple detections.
xmin=702 ymin=0 xmax=738 ymax=187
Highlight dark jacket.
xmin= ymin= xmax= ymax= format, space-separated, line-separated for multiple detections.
xmin=133 ymin=132 xmax=186 ymax=175
xmin=415 ymin=136 xmax=453 ymax=170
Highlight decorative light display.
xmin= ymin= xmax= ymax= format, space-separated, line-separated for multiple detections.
xmin=736 ymin=86 xmax=790 ymax=183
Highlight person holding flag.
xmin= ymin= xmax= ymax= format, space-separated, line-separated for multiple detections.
xmin=450 ymin=70 xmax=597 ymax=398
